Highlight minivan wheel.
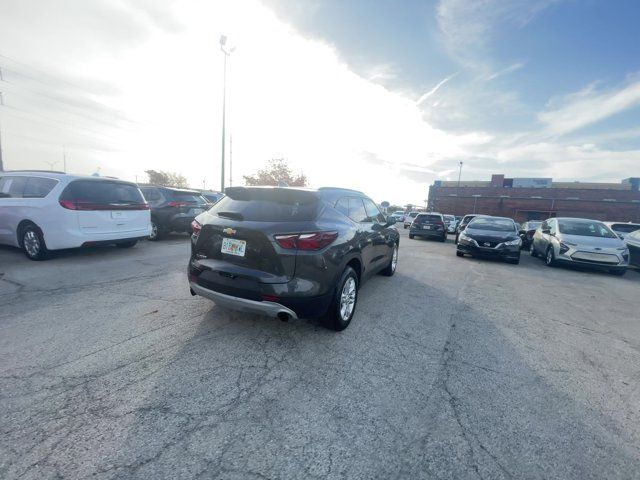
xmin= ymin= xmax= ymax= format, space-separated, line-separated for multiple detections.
xmin=545 ymin=247 xmax=556 ymax=267
xmin=21 ymin=225 xmax=49 ymax=261
xmin=380 ymin=243 xmax=398 ymax=277
xmin=529 ymin=243 xmax=537 ymax=257
xmin=323 ymin=267 xmax=358 ymax=331
xmin=149 ymin=221 xmax=160 ymax=241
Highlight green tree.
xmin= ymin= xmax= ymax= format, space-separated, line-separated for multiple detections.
xmin=145 ymin=170 xmax=188 ymax=188
xmin=243 ymin=159 xmax=307 ymax=187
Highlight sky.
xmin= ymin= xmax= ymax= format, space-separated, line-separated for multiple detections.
xmin=0 ymin=0 xmax=639 ymax=205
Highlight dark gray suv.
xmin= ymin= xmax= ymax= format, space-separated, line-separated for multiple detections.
xmin=188 ymin=187 xmax=399 ymax=330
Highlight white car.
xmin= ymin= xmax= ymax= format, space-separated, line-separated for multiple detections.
xmin=390 ymin=210 xmax=405 ymax=222
xmin=604 ymin=222 xmax=640 ymax=240
xmin=0 ymin=171 xmax=151 ymax=260
xmin=403 ymin=211 xmax=419 ymax=229
xmin=443 ymin=214 xmax=457 ymax=233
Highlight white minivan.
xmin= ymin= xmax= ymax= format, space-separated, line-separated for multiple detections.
xmin=0 ymin=171 xmax=151 ymax=260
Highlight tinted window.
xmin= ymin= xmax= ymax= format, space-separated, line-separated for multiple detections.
xmin=335 ymin=197 xmax=349 ymax=217
xmin=61 ymin=180 xmax=145 ymax=204
xmin=169 ymin=191 xmax=205 ymax=203
xmin=558 ymin=220 xmax=617 ymax=238
xmin=0 ymin=176 xmax=28 ymax=198
xmin=141 ymin=188 xmax=162 ymax=202
xmin=610 ymin=223 xmax=640 ymax=234
xmin=363 ymin=198 xmax=385 ymax=223
xmin=23 ymin=177 xmax=58 ymax=198
xmin=348 ymin=197 xmax=368 ymax=223
xmin=416 ymin=214 xmax=441 ymax=222
xmin=210 ymin=188 xmax=318 ymax=222
xmin=468 ymin=217 xmax=516 ymax=232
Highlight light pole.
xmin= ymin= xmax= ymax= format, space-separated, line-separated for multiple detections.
xmin=219 ymin=35 xmax=234 ymax=192
xmin=456 ymin=161 xmax=464 ymax=215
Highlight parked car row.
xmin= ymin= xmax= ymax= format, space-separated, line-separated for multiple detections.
xmin=0 ymin=171 xmax=217 ymax=260
xmin=447 ymin=212 xmax=634 ymax=275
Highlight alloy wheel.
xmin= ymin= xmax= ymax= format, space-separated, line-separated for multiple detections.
xmin=149 ymin=222 xmax=158 ymax=240
xmin=339 ymin=277 xmax=357 ymax=321
xmin=23 ymin=231 xmax=40 ymax=258
xmin=391 ymin=245 xmax=398 ymax=272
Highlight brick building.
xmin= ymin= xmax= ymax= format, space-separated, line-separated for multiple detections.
xmin=428 ymin=174 xmax=640 ymax=223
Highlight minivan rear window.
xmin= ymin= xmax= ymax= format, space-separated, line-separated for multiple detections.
xmin=60 ymin=180 xmax=145 ymax=207
xmin=211 ymin=188 xmax=318 ymax=222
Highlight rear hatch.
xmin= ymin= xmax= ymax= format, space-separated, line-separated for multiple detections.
xmin=192 ymin=187 xmax=320 ymax=284
xmin=413 ymin=214 xmax=444 ymax=231
xmin=59 ymin=180 xmax=149 ymax=234
xmin=166 ymin=190 xmax=209 ymax=217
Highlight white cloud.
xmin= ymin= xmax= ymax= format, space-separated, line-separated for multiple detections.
xmin=485 ymin=62 xmax=525 ymax=81
xmin=539 ymin=79 xmax=640 ymax=136
xmin=415 ymin=74 xmax=456 ymax=106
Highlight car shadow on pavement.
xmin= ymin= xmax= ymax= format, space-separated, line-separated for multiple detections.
xmin=53 ymin=273 xmax=640 ymax=480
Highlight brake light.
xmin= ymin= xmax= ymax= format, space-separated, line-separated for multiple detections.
xmin=59 ymin=200 xmax=149 ymax=210
xmin=274 ymin=231 xmax=338 ymax=250
xmin=191 ymin=220 xmax=202 ymax=235
xmin=168 ymin=201 xmax=189 ymax=207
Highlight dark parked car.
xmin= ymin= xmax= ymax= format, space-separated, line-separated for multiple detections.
xmin=139 ymin=186 xmax=210 ymax=240
xmin=519 ymin=220 xmax=542 ymax=249
xmin=454 ymin=214 xmax=488 ymax=243
xmin=188 ymin=186 xmax=400 ymax=331
xmin=456 ymin=216 xmax=521 ymax=264
xmin=409 ymin=213 xmax=447 ymax=241
xmin=201 ymin=191 xmax=225 ymax=204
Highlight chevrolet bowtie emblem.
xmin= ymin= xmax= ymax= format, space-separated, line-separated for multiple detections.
xmin=222 ymin=228 xmax=236 ymax=235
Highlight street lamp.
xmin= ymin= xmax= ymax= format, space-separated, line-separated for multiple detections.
xmin=219 ymin=35 xmax=235 ymax=192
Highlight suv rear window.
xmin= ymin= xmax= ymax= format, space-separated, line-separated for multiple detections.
xmin=169 ymin=191 xmax=205 ymax=203
xmin=416 ymin=214 xmax=441 ymax=222
xmin=211 ymin=187 xmax=318 ymax=222
xmin=60 ymin=180 xmax=145 ymax=205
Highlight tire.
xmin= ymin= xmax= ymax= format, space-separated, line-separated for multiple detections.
xmin=20 ymin=224 xmax=49 ymax=261
xmin=380 ymin=243 xmax=398 ymax=277
xmin=440 ymin=235 xmax=446 ymax=242
xmin=456 ymin=251 xmax=464 ymax=257
xmin=529 ymin=242 xmax=537 ymax=257
xmin=116 ymin=240 xmax=138 ymax=249
xmin=609 ymin=268 xmax=626 ymax=276
xmin=322 ymin=267 xmax=359 ymax=331
xmin=545 ymin=246 xmax=556 ymax=267
xmin=149 ymin=221 xmax=161 ymax=241
xmin=409 ymin=234 xmax=414 ymax=239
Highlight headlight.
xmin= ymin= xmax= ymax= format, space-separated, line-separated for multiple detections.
xmin=458 ymin=232 xmax=477 ymax=245
xmin=503 ymin=238 xmax=521 ymax=246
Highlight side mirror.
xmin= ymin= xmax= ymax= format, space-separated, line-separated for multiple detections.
xmin=542 ymin=228 xmax=551 ymax=234
xmin=386 ymin=217 xmax=396 ymax=226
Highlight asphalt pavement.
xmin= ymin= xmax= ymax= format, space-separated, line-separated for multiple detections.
xmin=1 ymin=229 xmax=639 ymax=479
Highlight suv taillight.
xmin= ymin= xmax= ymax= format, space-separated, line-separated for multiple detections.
xmin=274 ymin=232 xmax=338 ymax=251
xmin=168 ymin=201 xmax=189 ymax=207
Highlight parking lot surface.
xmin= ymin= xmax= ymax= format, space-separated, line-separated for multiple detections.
xmin=1 ymin=229 xmax=639 ymax=479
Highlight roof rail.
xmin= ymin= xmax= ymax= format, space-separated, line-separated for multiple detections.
xmin=4 ymin=169 xmax=67 ymax=174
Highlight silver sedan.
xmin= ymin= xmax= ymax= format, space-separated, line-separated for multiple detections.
xmin=530 ymin=217 xmax=629 ymax=276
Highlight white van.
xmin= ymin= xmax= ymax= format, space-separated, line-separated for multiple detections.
xmin=0 ymin=171 xmax=151 ymax=260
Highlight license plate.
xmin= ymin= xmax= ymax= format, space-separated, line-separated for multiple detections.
xmin=221 ymin=238 xmax=246 ymax=257
xmin=423 ymin=225 xmax=432 ymax=230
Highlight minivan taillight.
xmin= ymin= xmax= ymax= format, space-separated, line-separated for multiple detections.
xmin=59 ymin=200 xmax=149 ymax=210
xmin=274 ymin=232 xmax=338 ymax=251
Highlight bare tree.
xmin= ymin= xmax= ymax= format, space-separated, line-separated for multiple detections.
xmin=243 ymin=159 xmax=307 ymax=187
xmin=145 ymin=170 xmax=189 ymax=188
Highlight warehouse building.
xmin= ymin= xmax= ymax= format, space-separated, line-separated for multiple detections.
xmin=427 ymin=174 xmax=640 ymax=223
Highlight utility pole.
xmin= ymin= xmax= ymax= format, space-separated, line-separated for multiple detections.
xmin=456 ymin=161 xmax=464 ymax=215
xmin=219 ymin=36 xmax=234 ymax=192
xmin=229 ymin=135 xmax=233 ymax=187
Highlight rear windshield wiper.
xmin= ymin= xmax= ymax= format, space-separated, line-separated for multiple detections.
xmin=217 ymin=211 xmax=244 ymax=221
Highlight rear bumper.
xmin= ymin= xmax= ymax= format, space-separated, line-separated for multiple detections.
xmin=190 ymin=282 xmax=299 ymax=319
xmin=410 ymin=228 xmax=445 ymax=238
xmin=45 ymin=226 xmax=151 ymax=250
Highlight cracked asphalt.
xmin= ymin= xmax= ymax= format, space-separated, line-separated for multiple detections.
xmin=1 ymin=228 xmax=639 ymax=479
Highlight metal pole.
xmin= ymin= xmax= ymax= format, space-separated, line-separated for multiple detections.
xmin=220 ymin=52 xmax=227 ymax=192
xmin=229 ymin=135 xmax=233 ymax=187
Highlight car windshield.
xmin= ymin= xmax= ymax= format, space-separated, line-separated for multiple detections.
xmin=468 ymin=217 xmax=516 ymax=232
xmin=559 ymin=220 xmax=617 ymax=238
xmin=610 ymin=223 xmax=640 ymax=234
xmin=444 ymin=215 xmax=455 ymax=221
xmin=527 ymin=221 xmax=542 ymax=229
